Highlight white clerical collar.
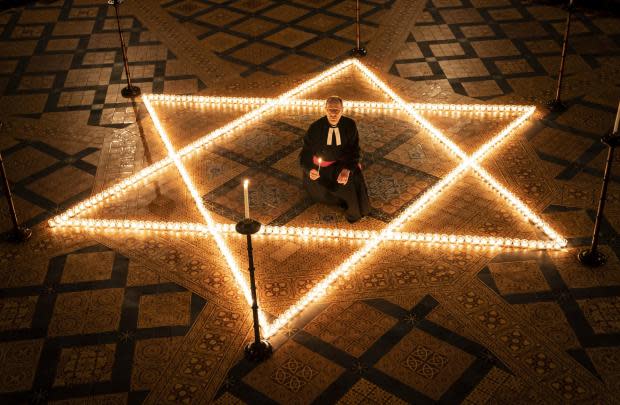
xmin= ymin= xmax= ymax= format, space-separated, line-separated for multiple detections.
xmin=327 ymin=126 xmax=341 ymax=145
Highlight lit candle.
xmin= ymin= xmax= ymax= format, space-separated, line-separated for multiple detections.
xmin=243 ymin=179 xmax=250 ymax=219
xmin=317 ymin=157 xmax=322 ymax=174
xmin=614 ymin=101 xmax=620 ymax=134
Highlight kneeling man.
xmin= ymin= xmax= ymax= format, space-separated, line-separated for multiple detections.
xmin=299 ymin=96 xmax=370 ymax=223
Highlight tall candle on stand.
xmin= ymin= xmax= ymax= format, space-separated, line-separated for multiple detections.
xmin=243 ymin=179 xmax=250 ymax=219
xmin=317 ymin=157 xmax=322 ymax=174
xmin=614 ymin=101 xmax=620 ymax=134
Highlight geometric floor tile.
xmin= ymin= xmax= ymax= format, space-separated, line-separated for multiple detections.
xmin=54 ymin=344 xmax=116 ymax=387
xmin=337 ymin=378 xmax=408 ymax=404
xmin=243 ymin=341 xmax=344 ymax=404
xmin=374 ymin=328 xmax=475 ymax=400
xmin=0 ymin=243 xmax=205 ymax=403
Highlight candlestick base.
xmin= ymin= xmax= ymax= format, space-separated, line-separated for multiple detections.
xmin=351 ymin=47 xmax=367 ymax=57
xmin=578 ymin=248 xmax=607 ymax=267
xmin=6 ymin=226 xmax=32 ymax=243
xmin=121 ymin=85 xmax=141 ymax=99
xmin=244 ymin=339 xmax=273 ymax=361
xmin=602 ymin=131 xmax=620 ymax=148
xmin=545 ymin=99 xmax=567 ymax=112
xmin=236 ymin=218 xmax=261 ymax=235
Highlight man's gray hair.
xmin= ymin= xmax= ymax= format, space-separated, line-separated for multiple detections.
xmin=325 ymin=96 xmax=343 ymax=106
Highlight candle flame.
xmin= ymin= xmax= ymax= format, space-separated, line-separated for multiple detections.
xmin=243 ymin=179 xmax=249 ymax=188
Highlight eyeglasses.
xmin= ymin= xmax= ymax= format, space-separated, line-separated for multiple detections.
xmin=326 ymin=108 xmax=342 ymax=114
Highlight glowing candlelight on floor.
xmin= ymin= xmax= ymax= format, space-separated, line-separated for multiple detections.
xmin=614 ymin=101 xmax=620 ymax=133
xmin=50 ymin=59 xmax=568 ymax=339
xmin=243 ymin=179 xmax=250 ymax=219
xmin=317 ymin=157 xmax=322 ymax=174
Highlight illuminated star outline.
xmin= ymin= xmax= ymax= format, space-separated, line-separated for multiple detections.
xmin=49 ymin=59 xmax=566 ymax=337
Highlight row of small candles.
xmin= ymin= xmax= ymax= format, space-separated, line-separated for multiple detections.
xmin=48 ymin=58 xmax=569 ymax=340
xmin=146 ymin=93 xmax=534 ymax=113
xmin=53 ymin=217 xmax=563 ymax=249
xmin=51 ymin=148 xmax=565 ymax=250
xmin=56 ymin=59 xmax=575 ymax=338
xmin=46 ymin=152 xmax=550 ymax=249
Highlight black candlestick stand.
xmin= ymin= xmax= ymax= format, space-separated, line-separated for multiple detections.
xmin=546 ymin=0 xmax=574 ymax=112
xmin=578 ymin=131 xmax=620 ymax=267
xmin=108 ymin=0 xmax=141 ymax=98
xmin=0 ymin=122 xmax=32 ymax=243
xmin=236 ymin=218 xmax=272 ymax=361
xmin=351 ymin=0 xmax=367 ymax=57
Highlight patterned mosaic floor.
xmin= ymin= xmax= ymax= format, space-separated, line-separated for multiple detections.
xmin=391 ymin=0 xmax=620 ymax=101
xmin=161 ymin=0 xmax=395 ymax=78
xmin=1 ymin=0 xmax=619 ymax=404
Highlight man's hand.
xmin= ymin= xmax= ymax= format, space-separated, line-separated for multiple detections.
xmin=309 ymin=169 xmax=320 ymax=181
xmin=337 ymin=169 xmax=350 ymax=185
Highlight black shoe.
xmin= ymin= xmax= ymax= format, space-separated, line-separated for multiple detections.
xmin=346 ymin=216 xmax=361 ymax=224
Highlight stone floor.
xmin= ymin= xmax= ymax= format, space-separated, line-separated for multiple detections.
xmin=0 ymin=0 xmax=619 ymax=403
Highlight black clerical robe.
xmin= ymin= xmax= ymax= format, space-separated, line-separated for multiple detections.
xmin=299 ymin=116 xmax=371 ymax=222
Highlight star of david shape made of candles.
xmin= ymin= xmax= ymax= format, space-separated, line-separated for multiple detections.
xmin=49 ymin=59 xmax=567 ymax=337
